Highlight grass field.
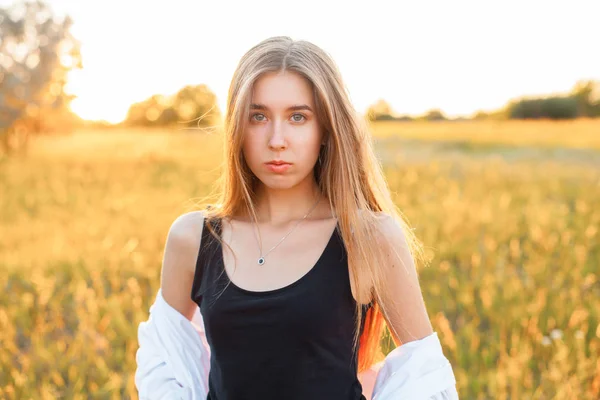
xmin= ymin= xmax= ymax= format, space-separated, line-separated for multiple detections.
xmin=1 ymin=120 xmax=599 ymax=399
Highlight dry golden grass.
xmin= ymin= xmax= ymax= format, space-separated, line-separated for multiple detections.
xmin=371 ymin=118 xmax=600 ymax=149
xmin=1 ymin=120 xmax=599 ymax=399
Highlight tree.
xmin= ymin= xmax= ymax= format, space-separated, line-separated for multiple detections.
xmin=423 ymin=109 xmax=446 ymax=121
xmin=125 ymin=94 xmax=171 ymax=127
xmin=366 ymin=99 xmax=396 ymax=121
xmin=507 ymin=96 xmax=579 ymax=120
xmin=0 ymin=0 xmax=82 ymax=154
xmin=472 ymin=110 xmax=490 ymax=120
xmin=571 ymin=80 xmax=600 ymax=117
xmin=124 ymin=84 xmax=221 ymax=129
xmin=171 ymin=84 xmax=221 ymax=128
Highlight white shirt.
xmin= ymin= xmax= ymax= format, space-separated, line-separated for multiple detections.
xmin=135 ymin=288 xmax=459 ymax=399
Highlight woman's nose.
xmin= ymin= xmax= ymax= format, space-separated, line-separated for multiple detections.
xmin=268 ymin=121 xmax=287 ymax=150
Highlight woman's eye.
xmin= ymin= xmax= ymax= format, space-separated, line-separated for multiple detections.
xmin=250 ymin=113 xmax=305 ymax=122
xmin=291 ymin=113 xmax=306 ymax=122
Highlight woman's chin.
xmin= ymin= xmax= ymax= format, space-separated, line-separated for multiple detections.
xmin=262 ymin=180 xmax=296 ymax=191
xmin=256 ymin=175 xmax=300 ymax=191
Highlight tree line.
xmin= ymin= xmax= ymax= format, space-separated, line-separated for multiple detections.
xmin=367 ymin=80 xmax=600 ymax=122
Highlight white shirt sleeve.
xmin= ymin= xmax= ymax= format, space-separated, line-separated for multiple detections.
xmin=369 ymin=331 xmax=459 ymax=399
xmin=134 ymin=289 xmax=210 ymax=400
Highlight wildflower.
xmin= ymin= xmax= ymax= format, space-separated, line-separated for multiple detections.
xmin=541 ymin=336 xmax=552 ymax=346
xmin=550 ymin=329 xmax=563 ymax=340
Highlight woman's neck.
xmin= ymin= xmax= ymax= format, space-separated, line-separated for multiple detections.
xmin=250 ymin=180 xmax=324 ymax=226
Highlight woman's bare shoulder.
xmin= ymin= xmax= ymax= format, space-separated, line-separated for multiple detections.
xmin=165 ymin=211 xmax=206 ymax=266
xmin=159 ymin=210 xmax=206 ymax=320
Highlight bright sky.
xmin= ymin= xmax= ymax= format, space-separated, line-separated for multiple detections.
xmin=6 ymin=0 xmax=599 ymax=123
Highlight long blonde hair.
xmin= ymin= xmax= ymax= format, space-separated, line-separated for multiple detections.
xmin=201 ymin=36 xmax=427 ymax=372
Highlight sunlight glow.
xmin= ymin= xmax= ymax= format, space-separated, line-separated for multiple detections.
xmin=37 ymin=0 xmax=600 ymax=122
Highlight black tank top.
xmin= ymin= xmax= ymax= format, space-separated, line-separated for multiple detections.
xmin=190 ymin=217 xmax=370 ymax=400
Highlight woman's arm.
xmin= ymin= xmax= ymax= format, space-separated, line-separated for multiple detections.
xmin=369 ymin=214 xmax=459 ymax=399
xmin=135 ymin=211 xmax=210 ymax=399
xmin=160 ymin=211 xmax=205 ymax=321
xmin=374 ymin=213 xmax=434 ymax=344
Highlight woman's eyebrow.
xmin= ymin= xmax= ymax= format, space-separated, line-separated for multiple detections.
xmin=250 ymin=103 xmax=313 ymax=112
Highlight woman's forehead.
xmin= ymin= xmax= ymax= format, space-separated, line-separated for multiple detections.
xmin=251 ymin=71 xmax=315 ymax=110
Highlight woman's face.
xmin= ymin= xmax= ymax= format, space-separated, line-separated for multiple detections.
xmin=243 ymin=70 xmax=324 ymax=191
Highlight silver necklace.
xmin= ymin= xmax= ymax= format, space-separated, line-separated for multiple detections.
xmin=251 ymin=196 xmax=322 ymax=265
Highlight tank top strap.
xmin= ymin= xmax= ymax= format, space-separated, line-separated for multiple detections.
xmin=190 ymin=215 xmax=222 ymax=303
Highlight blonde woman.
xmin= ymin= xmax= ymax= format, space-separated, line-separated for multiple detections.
xmin=135 ymin=36 xmax=459 ymax=399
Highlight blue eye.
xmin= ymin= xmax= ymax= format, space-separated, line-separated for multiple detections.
xmin=291 ymin=113 xmax=306 ymax=122
xmin=251 ymin=113 xmax=266 ymax=122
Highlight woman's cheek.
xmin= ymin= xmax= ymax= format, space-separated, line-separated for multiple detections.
xmin=296 ymin=123 xmax=321 ymax=147
xmin=242 ymin=136 xmax=261 ymax=170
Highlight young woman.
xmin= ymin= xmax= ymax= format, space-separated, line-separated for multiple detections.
xmin=135 ymin=36 xmax=458 ymax=399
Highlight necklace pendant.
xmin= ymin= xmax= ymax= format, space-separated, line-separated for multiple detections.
xmin=257 ymin=257 xmax=265 ymax=265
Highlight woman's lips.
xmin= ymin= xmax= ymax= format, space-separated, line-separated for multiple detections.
xmin=265 ymin=162 xmax=291 ymax=173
